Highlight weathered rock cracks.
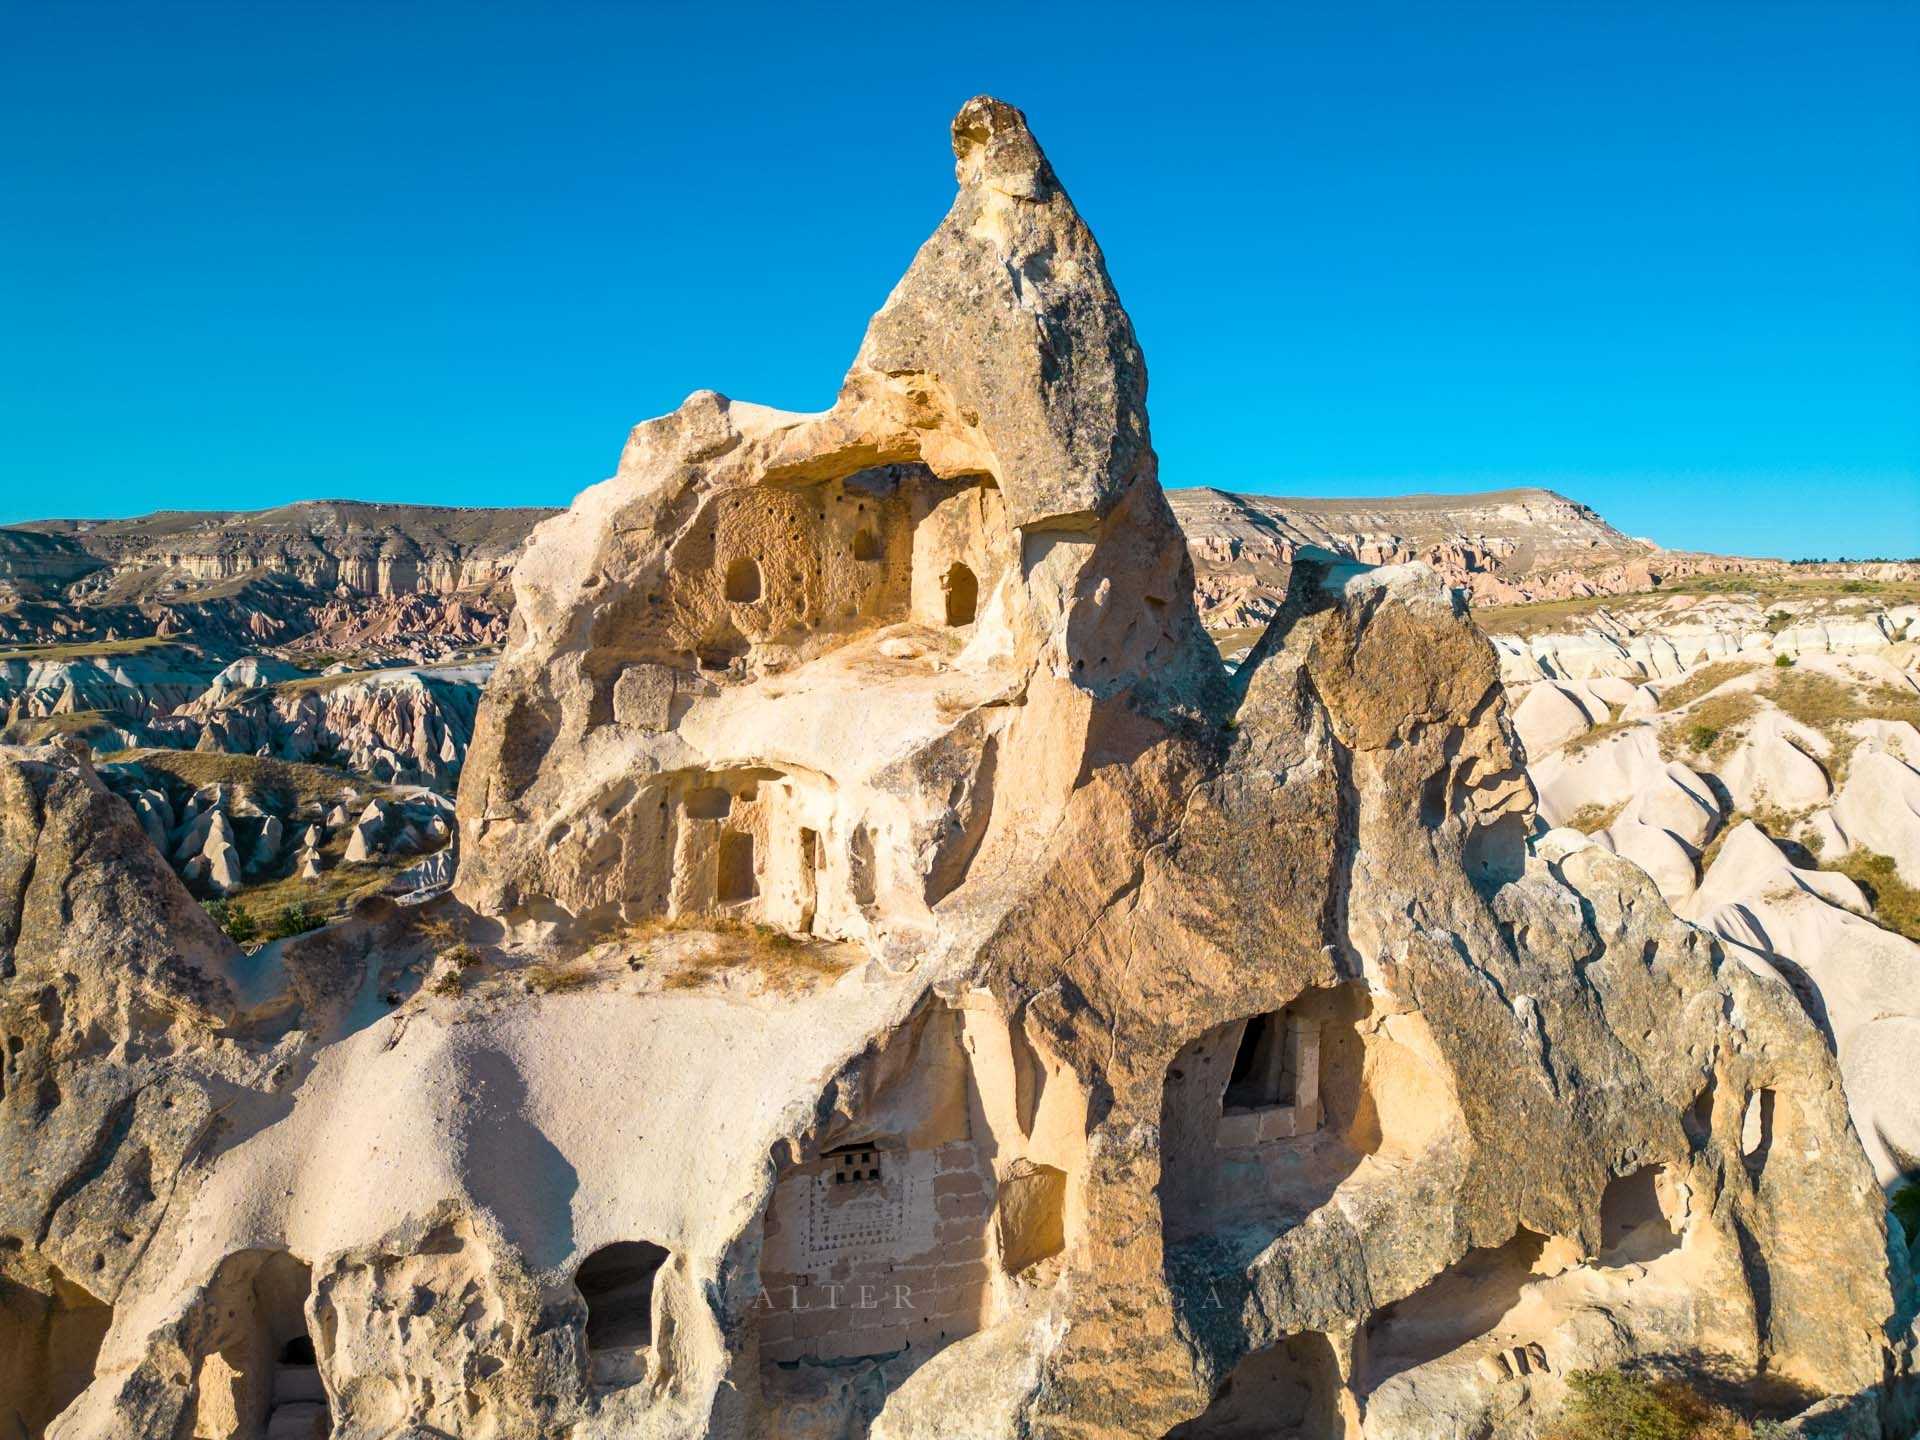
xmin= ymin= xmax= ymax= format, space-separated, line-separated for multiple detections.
xmin=2 ymin=99 xmax=1910 ymax=1440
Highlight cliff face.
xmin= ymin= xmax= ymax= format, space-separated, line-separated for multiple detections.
xmin=0 ymin=98 xmax=1907 ymax=1440
xmin=1167 ymin=489 xmax=1917 ymax=634
xmin=0 ymin=502 xmax=548 ymax=653
xmin=19 ymin=501 xmax=554 ymax=599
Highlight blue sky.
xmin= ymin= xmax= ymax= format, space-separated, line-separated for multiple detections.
xmin=3 ymin=2 xmax=1915 ymax=558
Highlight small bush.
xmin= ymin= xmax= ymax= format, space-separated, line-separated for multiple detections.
xmin=1773 ymin=653 xmax=1795 ymax=668
xmin=412 ymin=915 xmax=458 ymax=945
xmin=268 ymin=900 xmax=320 ymax=940
xmin=203 ymin=899 xmax=259 ymax=943
xmin=1545 ymin=1369 xmax=1769 ymax=1440
xmin=1547 ymin=1370 xmax=1694 ymax=1440
xmin=521 ymin=962 xmax=599 ymax=994
xmin=1663 ymin=690 xmax=1760 ymax=762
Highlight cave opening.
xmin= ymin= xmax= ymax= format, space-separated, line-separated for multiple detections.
xmin=718 ymin=830 xmax=757 ymax=903
xmin=943 ymin=563 xmax=978 ymax=627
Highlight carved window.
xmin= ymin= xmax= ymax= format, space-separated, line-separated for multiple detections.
xmin=826 ymin=1145 xmax=884 ymax=1188
xmin=1224 ymin=1012 xmax=1299 ymax=1113
xmin=724 ymin=557 xmax=762 ymax=603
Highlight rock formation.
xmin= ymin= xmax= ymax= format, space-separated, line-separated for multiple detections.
xmin=1 ymin=98 xmax=1910 ymax=1440
xmin=0 ymin=503 xmax=535 ymax=655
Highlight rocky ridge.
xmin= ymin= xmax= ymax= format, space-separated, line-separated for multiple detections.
xmin=0 ymin=501 xmax=540 ymax=654
xmin=1174 ymin=487 xmax=1919 ymax=640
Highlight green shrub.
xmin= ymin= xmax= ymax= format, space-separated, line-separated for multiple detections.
xmin=1687 ymin=724 xmax=1720 ymax=752
xmin=1773 ymin=653 xmax=1795 ymax=668
xmin=268 ymin=900 xmax=321 ymax=940
xmin=202 ymin=898 xmax=259 ymax=943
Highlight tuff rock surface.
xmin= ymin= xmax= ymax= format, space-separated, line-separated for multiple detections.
xmin=1 ymin=98 xmax=1911 ymax=1440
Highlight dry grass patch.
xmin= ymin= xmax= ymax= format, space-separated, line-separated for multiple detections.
xmin=520 ymin=961 xmax=602 ymax=994
xmin=1565 ymin=800 xmax=1628 ymax=834
xmin=1656 ymin=660 xmax=1757 ymax=713
xmin=1544 ymin=1368 xmax=1791 ymax=1440
xmin=1662 ymin=691 xmax=1759 ymax=763
xmin=0 ymin=709 xmax=122 ymax=746
xmin=223 ymin=857 xmax=400 ymax=930
xmin=1828 ymin=850 xmax=1920 ymax=943
xmin=1766 ymin=669 xmax=1920 ymax=782
xmin=624 ymin=915 xmax=860 ymax=994
xmin=1562 ymin=718 xmax=1639 ymax=757
xmin=0 ymin=634 xmax=174 ymax=664
xmin=1477 ymin=595 xmax=1625 ymax=638
xmin=274 ymin=669 xmax=379 ymax=696
xmin=109 ymin=747 xmax=385 ymax=808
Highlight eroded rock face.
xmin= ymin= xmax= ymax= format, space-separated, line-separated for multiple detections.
xmin=7 ymin=98 xmax=1909 ymax=1440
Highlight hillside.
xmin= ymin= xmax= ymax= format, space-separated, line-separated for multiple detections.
xmin=0 ymin=499 xmax=556 ymax=653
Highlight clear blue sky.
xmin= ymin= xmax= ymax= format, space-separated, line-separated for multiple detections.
xmin=3 ymin=2 xmax=1915 ymax=558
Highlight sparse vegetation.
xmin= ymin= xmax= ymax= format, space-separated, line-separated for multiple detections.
xmin=1772 ymin=653 xmax=1795 ymax=668
xmin=216 ymin=854 xmax=403 ymax=930
xmin=1663 ymin=691 xmax=1759 ymax=762
xmin=1695 ymin=805 xmax=1817 ymax=879
xmin=0 ymin=708 xmax=124 ymax=748
xmin=202 ymin=898 xmax=259 ymax=943
xmin=1480 ymin=575 xmax=1920 ymax=644
xmin=1694 ymin=813 xmax=1747 ymax=877
xmin=520 ymin=961 xmax=602 ymax=994
xmin=106 ymin=747 xmax=383 ymax=809
xmin=620 ymin=914 xmax=859 ymax=994
xmin=1827 ymin=850 xmax=1920 ymax=943
xmin=414 ymin=916 xmax=484 ymax=995
xmin=1544 ymin=1369 xmax=1788 ymax=1440
xmin=1477 ymin=594 xmax=1625 ymax=638
xmin=1766 ymin=670 xmax=1920 ymax=783
xmin=1565 ymin=800 xmax=1628 ymax=834
xmin=274 ymin=669 xmax=379 ymax=696
xmin=202 ymin=895 xmax=329 ymax=944
xmin=1562 ymin=719 xmax=1635 ymax=757
xmin=268 ymin=899 xmax=322 ymax=939
xmin=1656 ymin=660 xmax=1756 ymax=713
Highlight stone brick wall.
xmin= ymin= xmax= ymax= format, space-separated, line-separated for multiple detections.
xmin=756 ymin=1138 xmax=995 ymax=1369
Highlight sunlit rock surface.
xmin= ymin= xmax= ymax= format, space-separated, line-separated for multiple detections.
xmin=2 ymin=98 xmax=1910 ymax=1440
